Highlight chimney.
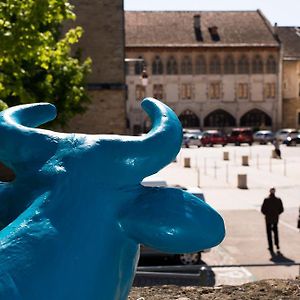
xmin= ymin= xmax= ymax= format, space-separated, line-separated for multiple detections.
xmin=194 ymin=14 xmax=203 ymax=42
xmin=194 ymin=15 xmax=201 ymax=28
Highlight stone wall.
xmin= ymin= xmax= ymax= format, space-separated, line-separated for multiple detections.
xmin=65 ymin=0 xmax=126 ymax=134
xmin=282 ymin=60 xmax=300 ymax=128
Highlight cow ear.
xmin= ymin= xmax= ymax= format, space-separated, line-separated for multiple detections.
xmin=119 ymin=187 xmax=225 ymax=253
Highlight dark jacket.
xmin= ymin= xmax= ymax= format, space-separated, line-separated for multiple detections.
xmin=261 ymin=195 xmax=284 ymax=223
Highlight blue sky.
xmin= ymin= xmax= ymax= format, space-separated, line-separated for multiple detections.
xmin=124 ymin=0 xmax=300 ymax=26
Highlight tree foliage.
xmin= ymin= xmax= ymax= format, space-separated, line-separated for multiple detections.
xmin=0 ymin=0 xmax=91 ymax=126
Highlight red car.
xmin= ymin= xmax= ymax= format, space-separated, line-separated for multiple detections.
xmin=200 ymin=130 xmax=227 ymax=147
xmin=227 ymin=128 xmax=253 ymax=146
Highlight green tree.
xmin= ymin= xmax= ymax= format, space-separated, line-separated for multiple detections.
xmin=0 ymin=0 xmax=91 ymax=126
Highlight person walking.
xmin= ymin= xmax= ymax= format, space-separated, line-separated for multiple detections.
xmin=297 ymin=207 xmax=300 ymax=231
xmin=261 ymin=187 xmax=284 ymax=254
xmin=273 ymin=139 xmax=281 ymax=159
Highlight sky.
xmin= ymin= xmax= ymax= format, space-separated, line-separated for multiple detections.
xmin=124 ymin=0 xmax=300 ymax=26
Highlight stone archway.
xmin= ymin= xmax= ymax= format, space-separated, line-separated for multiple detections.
xmin=240 ymin=109 xmax=272 ymax=127
xmin=179 ymin=109 xmax=200 ymax=128
xmin=204 ymin=109 xmax=236 ymax=127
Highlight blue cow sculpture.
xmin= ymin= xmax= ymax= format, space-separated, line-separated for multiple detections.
xmin=0 ymin=98 xmax=225 ymax=299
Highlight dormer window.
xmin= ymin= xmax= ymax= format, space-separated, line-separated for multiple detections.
xmin=208 ymin=26 xmax=220 ymax=42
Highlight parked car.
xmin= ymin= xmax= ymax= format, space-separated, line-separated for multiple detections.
xmin=253 ymin=130 xmax=275 ymax=144
xmin=200 ymin=130 xmax=227 ymax=147
xmin=275 ymin=128 xmax=297 ymax=142
xmin=227 ymin=128 xmax=253 ymax=145
xmin=182 ymin=129 xmax=202 ymax=148
xmin=282 ymin=132 xmax=300 ymax=146
xmin=140 ymin=177 xmax=209 ymax=265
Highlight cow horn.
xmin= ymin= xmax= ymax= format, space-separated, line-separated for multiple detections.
xmin=0 ymin=103 xmax=59 ymax=173
xmin=118 ymin=98 xmax=182 ymax=180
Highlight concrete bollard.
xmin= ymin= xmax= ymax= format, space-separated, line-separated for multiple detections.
xmin=184 ymin=157 xmax=191 ymax=168
xmin=223 ymin=151 xmax=229 ymax=161
xmin=237 ymin=174 xmax=248 ymax=189
xmin=242 ymin=155 xmax=249 ymax=166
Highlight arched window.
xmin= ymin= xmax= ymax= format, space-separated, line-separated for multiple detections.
xmin=240 ymin=109 xmax=272 ymax=127
xmin=166 ymin=56 xmax=178 ymax=75
xmin=195 ymin=56 xmax=207 ymax=74
xmin=179 ymin=110 xmax=200 ymax=128
xmin=209 ymin=55 xmax=221 ymax=74
xmin=134 ymin=56 xmax=144 ymax=75
xmin=204 ymin=110 xmax=236 ymax=127
xmin=152 ymin=55 xmax=163 ymax=75
xmin=238 ymin=55 xmax=249 ymax=74
xmin=181 ymin=56 xmax=193 ymax=74
xmin=266 ymin=55 xmax=277 ymax=73
xmin=224 ymin=55 xmax=235 ymax=74
xmin=252 ymin=55 xmax=263 ymax=74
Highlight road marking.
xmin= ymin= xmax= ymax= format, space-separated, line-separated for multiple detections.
xmin=279 ymin=220 xmax=299 ymax=232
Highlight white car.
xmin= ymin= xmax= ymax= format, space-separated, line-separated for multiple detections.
xmin=182 ymin=129 xmax=202 ymax=148
xmin=275 ymin=128 xmax=297 ymax=142
xmin=140 ymin=177 xmax=209 ymax=265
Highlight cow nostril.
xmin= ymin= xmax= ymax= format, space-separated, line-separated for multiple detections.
xmin=0 ymin=161 xmax=15 ymax=182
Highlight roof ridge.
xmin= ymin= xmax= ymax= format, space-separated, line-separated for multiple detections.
xmin=125 ymin=10 xmax=259 ymax=13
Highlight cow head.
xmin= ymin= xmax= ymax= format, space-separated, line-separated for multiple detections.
xmin=0 ymin=98 xmax=225 ymax=300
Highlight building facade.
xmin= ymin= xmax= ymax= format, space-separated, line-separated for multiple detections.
xmin=65 ymin=0 xmax=127 ymax=134
xmin=125 ymin=11 xmax=282 ymax=134
xmin=277 ymin=27 xmax=300 ymax=129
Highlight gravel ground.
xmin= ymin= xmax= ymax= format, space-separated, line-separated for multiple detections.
xmin=129 ymin=278 xmax=300 ymax=299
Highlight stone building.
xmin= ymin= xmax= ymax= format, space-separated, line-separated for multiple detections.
xmin=277 ymin=27 xmax=300 ymax=129
xmin=125 ymin=10 xmax=282 ymax=134
xmin=66 ymin=0 xmax=127 ymax=134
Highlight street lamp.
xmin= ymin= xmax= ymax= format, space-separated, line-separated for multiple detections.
xmin=124 ymin=58 xmax=149 ymax=86
xmin=141 ymin=67 xmax=148 ymax=86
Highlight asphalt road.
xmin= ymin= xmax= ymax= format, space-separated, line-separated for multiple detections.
xmin=144 ymin=144 xmax=300 ymax=285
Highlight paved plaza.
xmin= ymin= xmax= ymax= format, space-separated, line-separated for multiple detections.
xmin=151 ymin=144 xmax=300 ymax=285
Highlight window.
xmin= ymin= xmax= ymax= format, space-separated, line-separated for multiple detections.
xmin=266 ymin=55 xmax=277 ymax=73
xmin=252 ymin=55 xmax=263 ymax=74
xmin=238 ymin=56 xmax=249 ymax=74
xmin=181 ymin=83 xmax=193 ymax=100
xmin=166 ymin=56 xmax=178 ymax=75
xmin=208 ymin=82 xmax=221 ymax=99
xmin=153 ymin=84 xmax=164 ymax=100
xmin=195 ymin=56 xmax=207 ymax=74
xmin=152 ymin=55 xmax=163 ymax=75
xmin=265 ymin=83 xmax=276 ymax=98
xmin=209 ymin=55 xmax=221 ymax=74
xmin=237 ymin=83 xmax=249 ymax=99
xmin=135 ymin=85 xmax=146 ymax=101
xmin=134 ymin=56 xmax=144 ymax=75
xmin=181 ymin=56 xmax=193 ymax=74
xmin=224 ymin=56 xmax=235 ymax=74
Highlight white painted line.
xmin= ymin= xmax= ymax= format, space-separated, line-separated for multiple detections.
xmin=279 ymin=220 xmax=299 ymax=232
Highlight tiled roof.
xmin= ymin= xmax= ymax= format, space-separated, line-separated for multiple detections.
xmin=125 ymin=10 xmax=279 ymax=47
xmin=276 ymin=27 xmax=300 ymax=59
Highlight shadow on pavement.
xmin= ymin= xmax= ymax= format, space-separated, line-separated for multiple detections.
xmin=270 ymin=251 xmax=295 ymax=264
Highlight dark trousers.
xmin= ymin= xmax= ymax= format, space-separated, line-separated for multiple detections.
xmin=266 ymin=222 xmax=279 ymax=251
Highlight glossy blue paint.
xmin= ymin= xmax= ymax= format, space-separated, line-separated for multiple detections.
xmin=0 ymin=98 xmax=225 ymax=299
